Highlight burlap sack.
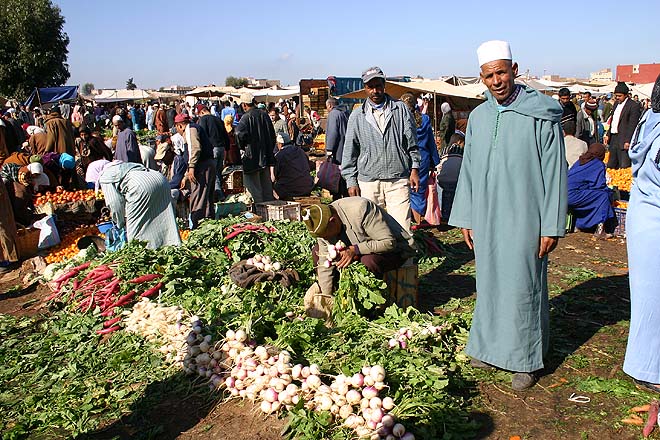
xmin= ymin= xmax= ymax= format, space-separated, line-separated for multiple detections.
xmin=304 ymin=282 xmax=334 ymax=326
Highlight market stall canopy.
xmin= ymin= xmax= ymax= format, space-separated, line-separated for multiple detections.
xmin=93 ymin=89 xmax=152 ymax=103
xmin=340 ymin=80 xmax=484 ymax=110
xmin=630 ymin=83 xmax=654 ymax=99
xmin=25 ymin=85 xmax=79 ymax=109
xmin=223 ymin=86 xmax=301 ymax=103
xmin=441 ymin=75 xmax=481 ymax=86
xmin=148 ymin=90 xmax=181 ymax=100
xmin=185 ymin=86 xmax=229 ymax=98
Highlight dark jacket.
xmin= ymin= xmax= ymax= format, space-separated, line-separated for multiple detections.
xmin=576 ymin=110 xmax=598 ymax=145
xmin=198 ymin=114 xmax=229 ymax=149
xmin=325 ymin=107 xmax=348 ymax=165
xmin=606 ymin=99 xmax=642 ymax=148
xmin=560 ymin=102 xmax=578 ymax=126
xmin=235 ymin=107 xmax=276 ymax=173
xmin=438 ymin=112 xmax=456 ymax=150
xmin=166 ymin=108 xmax=176 ymax=130
xmin=273 ymin=144 xmax=314 ymax=198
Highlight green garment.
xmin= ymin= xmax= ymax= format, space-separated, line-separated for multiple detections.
xmin=449 ymin=86 xmax=567 ymax=372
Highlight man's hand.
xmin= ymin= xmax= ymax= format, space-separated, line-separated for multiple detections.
xmin=461 ymin=228 xmax=474 ymax=250
xmin=409 ymin=169 xmax=420 ymax=192
xmin=335 ymin=246 xmax=357 ymax=269
xmin=603 ymin=135 xmax=609 ymax=145
xmin=348 ymin=186 xmax=361 ymax=197
xmin=187 ymin=168 xmax=197 ymax=185
xmin=538 ymin=236 xmax=559 ymax=258
xmin=623 ymin=142 xmax=630 ymax=150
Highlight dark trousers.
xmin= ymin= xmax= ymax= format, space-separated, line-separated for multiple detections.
xmin=607 ymin=135 xmax=631 ymax=169
xmin=189 ymin=159 xmax=216 ymax=229
xmin=213 ymin=147 xmax=225 ymax=201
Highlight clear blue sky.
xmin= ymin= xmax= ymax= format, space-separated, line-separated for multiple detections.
xmin=55 ymin=0 xmax=656 ymax=89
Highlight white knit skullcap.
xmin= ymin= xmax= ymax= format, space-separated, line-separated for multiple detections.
xmin=477 ymin=40 xmax=512 ymax=67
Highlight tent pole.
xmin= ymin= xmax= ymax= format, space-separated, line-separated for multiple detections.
xmin=36 ymin=88 xmax=43 ymax=109
xmin=433 ymin=92 xmax=437 ymax=134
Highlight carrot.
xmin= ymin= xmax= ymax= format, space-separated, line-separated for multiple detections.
xmin=643 ymin=400 xmax=658 ymax=438
xmin=102 ymin=316 xmax=122 ymax=328
xmin=96 ymin=325 xmax=120 ymax=335
xmin=127 ymin=274 xmax=161 ymax=284
xmin=632 ymin=405 xmax=651 ymax=413
xmin=622 ymin=417 xmax=645 ymax=426
xmin=140 ymin=282 xmax=164 ymax=298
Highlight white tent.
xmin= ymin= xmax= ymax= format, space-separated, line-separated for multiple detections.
xmin=94 ymin=89 xmax=151 ymax=103
xmin=631 ymin=83 xmax=654 ymax=99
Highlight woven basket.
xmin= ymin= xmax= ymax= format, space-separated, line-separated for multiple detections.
xmin=16 ymin=224 xmax=40 ymax=259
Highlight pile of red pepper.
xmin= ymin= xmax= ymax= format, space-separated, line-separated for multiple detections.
xmin=45 ymin=262 xmax=163 ymax=334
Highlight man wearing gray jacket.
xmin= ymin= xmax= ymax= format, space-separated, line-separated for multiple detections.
xmin=341 ymin=66 xmax=420 ymax=233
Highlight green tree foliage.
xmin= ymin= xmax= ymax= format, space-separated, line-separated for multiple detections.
xmin=126 ymin=78 xmax=137 ymax=90
xmin=81 ymin=83 xmax=95 ymax=95
xmin=225 ymin=76 xmax=249 ymax=88
xmin=0 ymin=0 xmax=70 ymax=99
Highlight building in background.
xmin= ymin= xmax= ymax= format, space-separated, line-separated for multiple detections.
xmin=616 ymin=63 xmax=660 ymax=84
xmin=590 ymin=68 xmax=613 ymax=82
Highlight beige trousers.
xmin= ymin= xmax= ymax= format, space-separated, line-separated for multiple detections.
xmin=358 ymin=178 xmax=411 ymax=234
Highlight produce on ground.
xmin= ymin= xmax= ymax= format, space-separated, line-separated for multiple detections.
xmin=607 ymin=167 xmax=633 ymax=192
xmin=33 ymin=188 xmax=101 ymax=206
xmin=44 ymin=225 xmax=102 ymax=263
xmin=2 ymin=218 xmax=476 ymax=439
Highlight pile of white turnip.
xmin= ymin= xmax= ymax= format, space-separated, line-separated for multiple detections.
xmin=179 ymin=318 xmax=414 ymax=439
xmin=388 ymin=324 xmax=449 ymax=350
xmin=245 ymin=254 xmax=283 ymax=272
xmin=123 ymin=298 xmax=191 ymax=364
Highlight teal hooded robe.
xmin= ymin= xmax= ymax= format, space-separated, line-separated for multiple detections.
xmin=449 ymin=86 xmax=567 ymax=373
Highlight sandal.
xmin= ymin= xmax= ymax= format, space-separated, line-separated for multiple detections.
xmin=634 ymin=379 xmax=660 ymax=394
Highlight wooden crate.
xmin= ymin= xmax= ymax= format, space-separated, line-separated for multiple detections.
xmin=292 ymin=196 xmax=322 ymax=210
xmin=223 ymin=170 xmax=243 ymax=190
xmin=383 ymin=264 xmax=418 ymax=309
xmin=254 ymin=201 xmax=301 ymax=221
xmin=613 ymin=207 xmax=626 ymax=237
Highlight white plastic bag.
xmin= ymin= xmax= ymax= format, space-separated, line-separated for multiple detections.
xmin=33 ymin=215 xmax=61 ymax=250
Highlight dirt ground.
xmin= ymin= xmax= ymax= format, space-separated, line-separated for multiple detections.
xmin=0 ymin=230 xmax=652 ymax=440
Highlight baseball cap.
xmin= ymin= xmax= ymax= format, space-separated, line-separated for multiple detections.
xmin=361 ymin=66 xmax=386 ymax=84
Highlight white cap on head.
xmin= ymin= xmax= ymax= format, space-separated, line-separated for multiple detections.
xmin=240 ymin=92 xmax=254 ymax=104
xmin=112 ymin=115 xmax=122 ymax=124
xmin=477 ymin=40 xmax=512 ymax=67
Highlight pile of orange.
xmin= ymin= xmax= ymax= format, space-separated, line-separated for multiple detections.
xmin=614 ymin=200 xmax=629 ymax=209
xmin=180 ymin=230 xmax=191 ymax=241
xmin=45 ymin=225 xmax=101 ymax=263
xmin=34 ymin=188 xmax=101 ymax=207
xmin=606 ymin=168 xmax=633 ymax=192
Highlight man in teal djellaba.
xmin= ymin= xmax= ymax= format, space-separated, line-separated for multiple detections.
xmin=449 ymin=40 xmax=568 ymax=391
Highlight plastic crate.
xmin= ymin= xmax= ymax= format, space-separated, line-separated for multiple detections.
xmin=253 ymin=201 xmax=301 ymax=221
xmin=613 ymin=207 xmax=626 ymax=237
xmin=215 ymin=202 xmax=248 ymax=219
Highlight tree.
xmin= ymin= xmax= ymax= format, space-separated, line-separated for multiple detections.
xmin=126 ymin=78 xmax=137 ymax=90
xmin=225 ymin=76 xmax=249 ymax=88
xmin=81 ymin=83 xmax=95 ymax=95
xmin=0 ymin=0 xmax=70 ymax=99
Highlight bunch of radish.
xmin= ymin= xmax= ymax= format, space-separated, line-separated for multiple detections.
xmin=122 ymin=298 xmax=190 ymax=364
xmin=323 ymin=240 xmax=347 ymax=268
xmin=388 ymin=324 xmax=448 ymax=350
xmin=245 ymin=254 xmax=283 ymax=272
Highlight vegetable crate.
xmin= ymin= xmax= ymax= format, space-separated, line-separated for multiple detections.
xmin=215 ymin=202 xmax=248 ymax=219
xmin=254 ymin=201 xmax=301 ymax=221
xmin=613 ymin=207 xmax=626 ymax=237
xmin=383 ymin=263 xmax=418 ymax=309
xmin=223 ymin=170 xmax=243 ymax=190
xmin=16 ymin=225 xmax=41 ymax=259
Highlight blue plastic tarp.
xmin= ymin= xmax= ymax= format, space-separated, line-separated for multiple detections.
xmin=25 ymin=86 xmax=79 ymax=108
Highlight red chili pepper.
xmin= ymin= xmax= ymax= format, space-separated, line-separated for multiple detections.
xmin=224 ymin=246 xmax=232 ymax=259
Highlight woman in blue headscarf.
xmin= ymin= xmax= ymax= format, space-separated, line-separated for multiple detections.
xmin=623 ymin=74 xmax=660 ymax=394
xmin=400 ymin=93 xmax=440 ymax=224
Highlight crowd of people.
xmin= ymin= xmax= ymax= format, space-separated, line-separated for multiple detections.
xmin=1 ymin=41 xmax=658 ymax=396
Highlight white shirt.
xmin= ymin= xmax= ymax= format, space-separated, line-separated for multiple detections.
xmin=610 ymin=99 xmax=627 ymax=134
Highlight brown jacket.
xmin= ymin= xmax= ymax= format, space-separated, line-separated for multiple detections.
xmin=28 ymin=132 xmax=49 ymax=155
xmin=316 ymin=197 xmax=417 ymax=295
xmin=44 ymin=113 xmax=75 ymax=156
xmin=155 ymin=109 xmax=168 ymax=133
xmin=0 ymin=124 xmax=8 ymax=167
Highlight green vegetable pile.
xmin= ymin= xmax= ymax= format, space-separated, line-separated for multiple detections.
xmin=0 ymin=217 xmax=479 ymax=439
